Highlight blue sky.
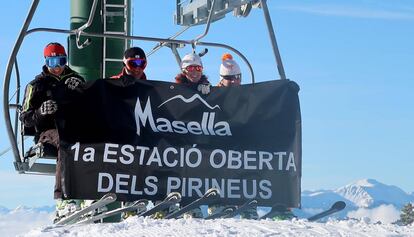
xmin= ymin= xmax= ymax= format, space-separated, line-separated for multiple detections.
xmin=1 ymin=0 xmax=413 ymax=208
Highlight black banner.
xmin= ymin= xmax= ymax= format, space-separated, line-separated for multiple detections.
xmin=56 ymin=79 xmax=302 ymax=207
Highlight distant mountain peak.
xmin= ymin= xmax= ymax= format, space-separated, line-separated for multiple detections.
xmin=354 ymin=179 xmax=379 ymax=187
xmin=335 ymin=178 xmax=413 ymax=208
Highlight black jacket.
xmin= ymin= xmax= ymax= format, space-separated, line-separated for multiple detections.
xmin=20 ymin=65 xmax=84 ymax=139
xmin=175 ymin=73 xmax=209 ymax=89
xmin=110 ymin=67 xmax=147 ymax=86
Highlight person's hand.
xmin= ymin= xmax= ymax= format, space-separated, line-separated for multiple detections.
xmin=197 ymin=83 xmax=211 ymax=95
xmin=38 ymin=100 xmax=58 ymax=115
xmin=65 ymin=77 xmax=84 ymax=90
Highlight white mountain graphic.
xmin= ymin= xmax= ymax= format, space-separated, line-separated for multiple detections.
xmin=158 ymin=94 xmax=220 ymax=110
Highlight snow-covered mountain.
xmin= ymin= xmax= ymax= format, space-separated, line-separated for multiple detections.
xmin=298 ymin=178 xmax=414 ymax=220
xmin=302 ymin=179 xmax=413 ymax=209
xmin=335 ymin=179 xmax=413 ymax=208
xmin=0 ymin=205 xmax=9 ymax=214
xmin=0 ymin=205 xmax=54 ymax=214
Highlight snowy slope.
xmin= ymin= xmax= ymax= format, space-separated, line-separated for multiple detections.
xmin=1 ymin=206 xmax=412 ymax=237
xmin=2 ymin=178 xmax=414 ymax=236
xmin=22 ymin=216 xmax=414 ymax=237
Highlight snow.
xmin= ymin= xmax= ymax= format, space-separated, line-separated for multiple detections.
xmin=21 ymin=217 xmax=414 ymax=237
xmin=347 ymin=204 xmax=401 ymax=224
xmin=355 ymin=179 xmax=377 ymax=188
xmin=0 ymin=208 xmax=413 ymax=237
xmin=2 ymin=178 xmax=414 ymax=236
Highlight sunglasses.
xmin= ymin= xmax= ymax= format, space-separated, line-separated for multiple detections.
xmin=126 ymin=58 xmax=147 ymax=69
xmin=186 ymin=65 xmax=203 ymax=72
xmin=221 ymin=74 xmax=241 ymax=81
xmin=45 ymin=56 xmax=67 ymax=68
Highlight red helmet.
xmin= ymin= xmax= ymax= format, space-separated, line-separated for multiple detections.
xmin=44 ymin=42 xmax=66 ymax=58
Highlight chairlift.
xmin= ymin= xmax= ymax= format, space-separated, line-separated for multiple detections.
xmin=2 ymin=0 xmax=287 ymax=176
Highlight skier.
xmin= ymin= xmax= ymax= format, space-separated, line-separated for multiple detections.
xmin=205 ymin=53 xmax=258 ymax=219
xmin=175 ymin=52 xmax=211 ymax=95
xmin=19 ymin=42 xmax=85 ymax=222
xmin=109 ymin=46 xmax=149 ymax=219
xmin=111 ymin=46 xmax=147 ymax=83
xmin=217 ymin=53 xmax=242 ymax=87
xmin=167 ymin=52 xmax=212 ymax=218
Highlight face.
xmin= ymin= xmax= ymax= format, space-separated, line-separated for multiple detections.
xmin=184 ymin=65 xmax=203 ymax=83
xmin=219 ymin=74 xmax=241 ymax=87
xmin=219 ymin=78 xmax=241 ymax=87
xmin=48 ymin=66 xmax=64 ymax=76
xmin=126 ymin=67 xmax=144 ymax=79
xmin=125 ymin=58 xmax=146 ymax=79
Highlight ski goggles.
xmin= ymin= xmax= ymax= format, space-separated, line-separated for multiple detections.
xmin=221 ymin=74 xmax=241 ymax=81
xmin=45 ymin=56 xmax=67 ymax=68
xmin=125 ymin=58 xmax=147 ymax=69
xmin=186 ymin=65 xmax=203 ymax=72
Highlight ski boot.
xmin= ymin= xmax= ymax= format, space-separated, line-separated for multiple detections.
xmin=53 ymin=199 xmax=82 ymax=223
xmin=122 ymin=201 xmax=148 ymax=219
xmin=240 ymin=206 xmax=259 ymax=220
xmin=271 ymin=208 xmax=296 ymax=221
xmin=208 ymin=204 xmax=233 ymax=217
xmin=183 ymin=207 xmax=203 ymax=219
xmin=151 ymin=203 xmax=180 ymax=219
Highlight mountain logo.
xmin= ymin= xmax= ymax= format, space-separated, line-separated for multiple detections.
xmin=158 ymin=94 xmax=221 ymax=110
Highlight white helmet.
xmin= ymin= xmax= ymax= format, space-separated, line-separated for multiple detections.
xmin=181 ymin=53 xmax=203 ymax=69
xmin=220 ymin=59 xmax=241 ymax=77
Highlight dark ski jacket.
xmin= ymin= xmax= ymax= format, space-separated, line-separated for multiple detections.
xmin=20 ymin=65 xmax=84 ymax=140
xmin=175 ymin=73 xmax=209 ymax=89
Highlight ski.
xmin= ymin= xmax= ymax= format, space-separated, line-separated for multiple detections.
xmin=222 ymin=199 xmax=258 ymax=219
xmin=258 ymin=203 xmax=289 ymax=220
xmin=165 ymin=188 xmax=220 ymax=219
xmin=137 ymin=192 xmax=182 ymax=217
xmin=307 ymin=201 xmax=346 ymax=222
xmin=204 ymin=206 xmax=237 ymax=220
xmin=55 ymin=193 xmax=117 ymax=225
xmin=77 ymin=199 xmax=149 ymax=224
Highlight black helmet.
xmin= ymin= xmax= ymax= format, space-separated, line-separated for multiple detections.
xmin=123 ymin=47 xmax=146 ymax=60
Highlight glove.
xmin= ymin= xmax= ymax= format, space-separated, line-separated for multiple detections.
xmin=197 ymin=83 xmax=211 ymax=95
xmin=38 ymin=100 xmax=58 ymax=116
xmin=65 ymin=77 xmax=84 ymax=90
